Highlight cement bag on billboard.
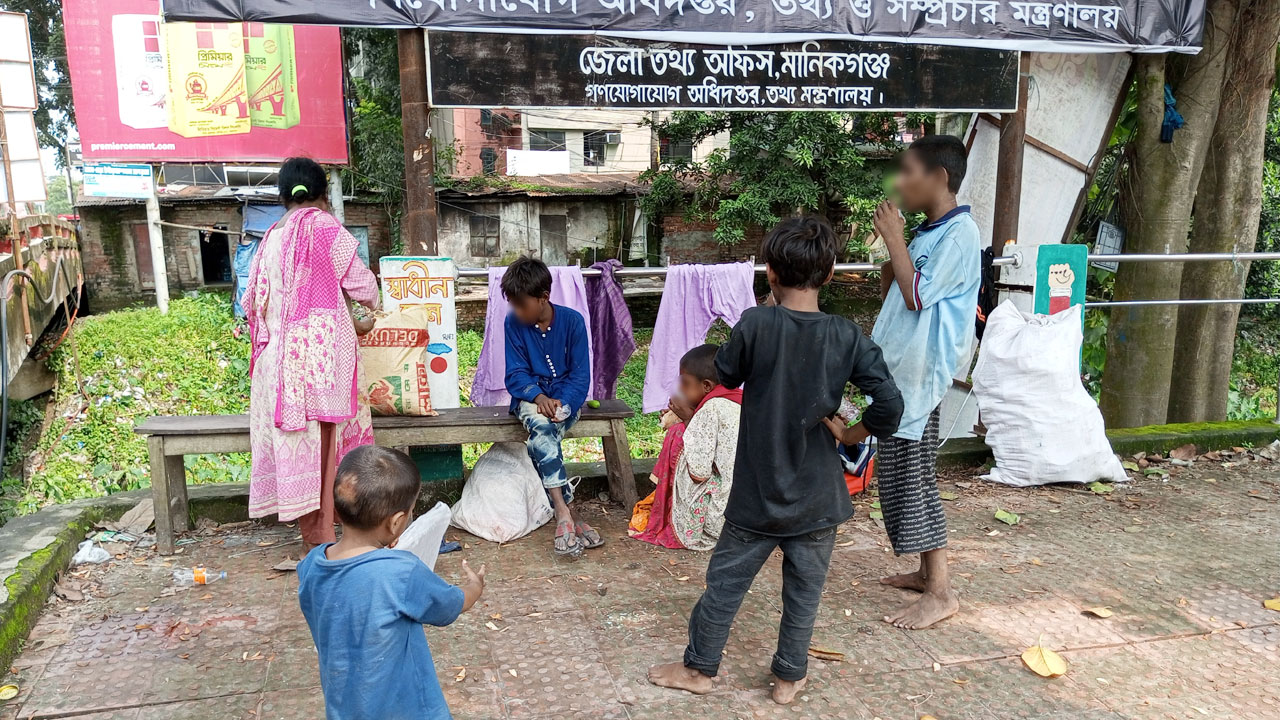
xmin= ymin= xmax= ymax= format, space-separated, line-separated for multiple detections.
xmin=972 ymin=301 xmax=1126 ymax=487
xmin=359 ymin=306 xmax=436 ymax=416
xmin=451 ymin=442 xmax=553 ymax=543
xmin=163 ymin=21 xmax=250 ymax=138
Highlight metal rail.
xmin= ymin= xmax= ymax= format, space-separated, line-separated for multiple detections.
xmin=1086 ymin=298 xmax=1280 ymax=308
xmin=454 ymin=251 xmax=1280 ymax=279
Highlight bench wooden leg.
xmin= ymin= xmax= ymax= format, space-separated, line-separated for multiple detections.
xmin=148 ymin=436 xmax=189 ymax=555
xmin=601 ymin=418 xmax=638 ymax=510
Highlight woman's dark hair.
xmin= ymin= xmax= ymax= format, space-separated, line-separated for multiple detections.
xmin=500 ymin=256 xmax=553 ymax=300
xmin=906 ymin=134 xmax=967 ymax=194
xmin=760 ymin=215 xmax=838 ymax=290
xmin=279 ymin=157 xmax=327 ymax=207
xmin=333 ymin=445 xmax=421 ymax=530
xmin=679 ymin=343 xmax=720 ymax=384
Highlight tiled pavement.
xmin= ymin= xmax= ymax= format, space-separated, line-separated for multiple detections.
xmin=3 ymin=456 xmax=1278 ymax=719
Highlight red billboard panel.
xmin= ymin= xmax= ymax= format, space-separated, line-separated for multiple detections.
xmin=64 ymin=0 xmax=348 ymax=164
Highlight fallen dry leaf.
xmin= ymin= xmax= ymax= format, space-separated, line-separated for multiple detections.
xmin=1263 ymin=598 xmax=1280 ymax=612
xmin=485 ymin=622 xmax=499 ymax=631
xmin=1083 ymin=607 xmax=1113 ymax=619
xmin=134 ymin=624 xmax=151 ymax=631
xmin=1169 ymin=444 xmax=1197 ymax=461
xmin=807 ymin=646 xmax=844 ymax=662
xmin=953 ymin=678 xmax=969 ymax=686
xmin=454 ymin=667 xmax=467 ymax=682
xmin=932 ymin=662 xmax=941 ymax=672
xmin=1021 ymin=643 xmax=1068 ymax=678
xmin=508 ymin=669 xmax=518 ymax=677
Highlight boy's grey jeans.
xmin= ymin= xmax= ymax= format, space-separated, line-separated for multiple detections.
xmin=683 ymin=522 xmax=837 ymax=682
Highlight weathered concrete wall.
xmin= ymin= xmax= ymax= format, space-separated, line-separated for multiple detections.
xmin=79 ymin=201 xmax=394 ymax=312
xmin=437 ymin=196 xmax=627 ymax=268
xmin=0 ymin=218 xmax=82 ymax=387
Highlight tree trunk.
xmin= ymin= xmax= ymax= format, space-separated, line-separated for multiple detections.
xmin=1168 ymin=0 xmax=1280 ymax=422
xmin=1098 ymin=0 xmax=1239 ymax=428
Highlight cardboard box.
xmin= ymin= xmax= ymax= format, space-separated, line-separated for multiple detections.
xmin=164 ymin=22 xmax=249 ymax=138
xmin=244 ymin=23 xmax=299 ymax=130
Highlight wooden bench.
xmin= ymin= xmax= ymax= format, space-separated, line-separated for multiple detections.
xmin=134 ymin=400 xmax=636 ymax=554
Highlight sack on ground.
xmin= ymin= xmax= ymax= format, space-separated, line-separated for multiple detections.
xmin=359 ymin=306 xmax=436 ymax=416
xmin=451 ymin=442 xmax=554 ymax=543
xmin=972 ymin=301 xmax=1126 ymax=487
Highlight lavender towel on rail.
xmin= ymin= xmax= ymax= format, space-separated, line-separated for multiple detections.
xmin=471 ymin=266 xmax=594 ymax=408
xmin=585 ymin=260 xmax=636 ymax=400
xmin=641 ymin=262 xmax=757 ymax=413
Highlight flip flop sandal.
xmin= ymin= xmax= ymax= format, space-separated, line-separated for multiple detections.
xmin=554 ymin=520 xmax=583 ymax=557
xmin=575 ymin=521 xmax=604 ymax=549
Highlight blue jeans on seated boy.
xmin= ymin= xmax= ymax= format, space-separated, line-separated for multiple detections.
xmin=515 ymin=400 xmax=580 ymax=502
xmin=684 ymin=523 xmax=837 ymax=682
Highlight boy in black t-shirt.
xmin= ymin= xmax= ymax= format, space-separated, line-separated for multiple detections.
xmin=648 ymin=216 xmax=904 ymax=705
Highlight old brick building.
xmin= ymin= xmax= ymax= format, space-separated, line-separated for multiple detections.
xmin=75 ymin=186 xmax=393 ymax=312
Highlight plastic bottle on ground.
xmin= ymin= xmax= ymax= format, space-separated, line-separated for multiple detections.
xmin=172 ymin=567 xmax=227 ymax=586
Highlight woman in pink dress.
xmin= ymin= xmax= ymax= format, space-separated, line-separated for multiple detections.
xmin=245 ymin=158 xmax=380 ymax=549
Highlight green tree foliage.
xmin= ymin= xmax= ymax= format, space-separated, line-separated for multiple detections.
xmin=342 ymin=29 xmax=405 ymax=247
xmin=6 ymin=0 xmax=75 ymax=157
xmin=639 ymin=111 xmax=923 ymax=251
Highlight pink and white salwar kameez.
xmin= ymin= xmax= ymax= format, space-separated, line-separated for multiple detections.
xmin=245 ymin=207 xmax=379 ymax=543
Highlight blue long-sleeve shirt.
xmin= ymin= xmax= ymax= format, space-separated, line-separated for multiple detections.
xmin=503 ymin=304 xmax=590 ymax=414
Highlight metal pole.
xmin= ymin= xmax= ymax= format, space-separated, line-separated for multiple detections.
xmin=145 ymin=167 xmax=170 ymax=314
xmin=1085 ymin=298 xmax=1280 ymax=307
xmin=399 ymin=29 xmax=438 ymax=255
xmin=328 ymin=168 xmax=345 ymax=224
xmin=1085 ymin=251 xmax=1280 ymax=263
xmin=991 ymin=52 xmax=1031 ymax=257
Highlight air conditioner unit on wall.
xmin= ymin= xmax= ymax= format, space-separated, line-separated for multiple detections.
xmin=604 ymin=131 xmax=621 ymax=145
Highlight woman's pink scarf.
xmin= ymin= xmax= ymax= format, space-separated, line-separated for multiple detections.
xmin=246 ymin=207 xmax=363 ymax=432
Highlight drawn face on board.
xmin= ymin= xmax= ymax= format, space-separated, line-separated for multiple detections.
xmin=1047 ymin=263 xmax=1075 ymax=293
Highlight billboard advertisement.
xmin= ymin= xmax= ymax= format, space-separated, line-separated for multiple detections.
xmin=64 ymin=0 xmax=348 ymax=164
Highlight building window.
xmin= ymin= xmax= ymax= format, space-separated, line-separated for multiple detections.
xmin=583 ymin=131 xmax=607 ymax=167
xmin=660 ymin=137 xmax=694 ymax=164
xmin=480 ymin=109 xmax=493 ymax=127
xmin=529 ymin=130 xmax=566 ymax=152
xmin=469 ymin=215 xmax=500 ymax=257
xmin=479 ymin=147 xmax=498 ymax=175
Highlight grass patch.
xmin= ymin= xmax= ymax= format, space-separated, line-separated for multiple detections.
xmin=1 ymin=293 xmax=251 ymax=521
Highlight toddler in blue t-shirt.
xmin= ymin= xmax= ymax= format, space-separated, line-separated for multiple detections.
xmin=298 ymin=445 xmax=486 ymax=720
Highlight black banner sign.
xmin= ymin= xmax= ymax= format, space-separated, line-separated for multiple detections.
xmin=428 ymin=33 xmax=1018 ymax=111
xmin=163 ymin=0 xmax=1206 ymax=53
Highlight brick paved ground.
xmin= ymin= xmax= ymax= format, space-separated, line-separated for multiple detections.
xmin=3 ymin=452 xmax=1278 ymax=720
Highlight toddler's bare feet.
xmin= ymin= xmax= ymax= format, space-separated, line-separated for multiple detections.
xmin=884 ymin=589 xmax=959 ymax=629
xmin=879 ymin=569 xmax=927 ymax=592
xmin=771 ymin=676 xmax=806 ymax=705
xmin=648 ymin=662 xmax=714 ymax=694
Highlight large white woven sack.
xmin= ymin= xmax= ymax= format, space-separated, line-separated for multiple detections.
xmin=973 ymin=301 xmax=1126 ymax=487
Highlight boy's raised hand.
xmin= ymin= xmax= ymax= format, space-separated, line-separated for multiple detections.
xmin=460 ymin=559 xmax=487 ymax=612
xmin=872 ymin=199 xmax=905 ymax=246
xmin=821 ymin=416 xmax=871 ymax=447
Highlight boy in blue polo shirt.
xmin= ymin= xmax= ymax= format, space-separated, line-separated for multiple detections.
xmin=868 ymin=134 xmax=980 ymax=630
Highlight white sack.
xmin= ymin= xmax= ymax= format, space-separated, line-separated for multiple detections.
xmin=451 ymin=442 xmax=554 ymax=543
xmin=396 ymin=501 xmax=452 ymax=570
xmin=972 ymin=301 xmax=1126 ymax=487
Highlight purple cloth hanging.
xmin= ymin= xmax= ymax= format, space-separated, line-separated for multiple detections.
xmin=642 ymin=262 xmax=757 ymax=413
xmin=585 ymin=260 xmax=636 ymax=400
xmin=471 ymin=266 xmax=593 ymax=407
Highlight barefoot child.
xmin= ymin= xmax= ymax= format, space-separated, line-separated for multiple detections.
xmin=298 ymin=445 xmax=487 ymax=719
xmin=630 ymin=343 xmax=742 ymax=551
xmin=500 ymin=256 xmax=600 ymax=556
xmin=649 ymin=217 xmax=903 ymax=704
xmin=866 ymin=134 xmax=980 ymax=629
